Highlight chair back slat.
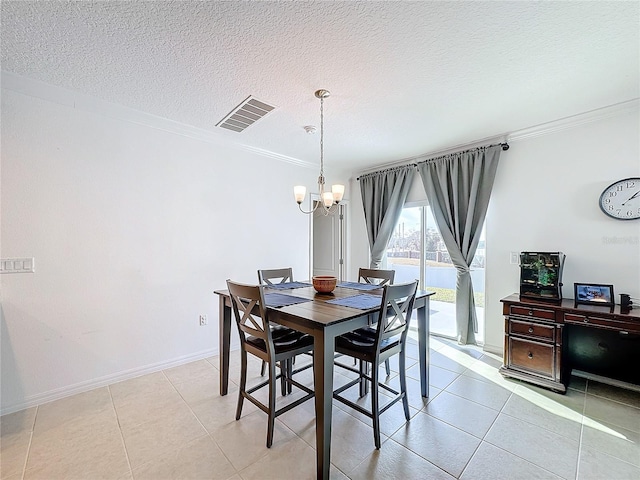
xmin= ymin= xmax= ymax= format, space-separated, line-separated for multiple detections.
xmin=227 ymin=280 xmax=271 ymax=344
xmin=358 ymin=268 xmax=395 ymax=286
xmin=375 ymin=281 xmax=418 ymax=344
xmin=258 ymin=268 xmax=294 ymax=286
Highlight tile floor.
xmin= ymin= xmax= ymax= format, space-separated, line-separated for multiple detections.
xmin=2 ymin=336 xmax=639 ymax=480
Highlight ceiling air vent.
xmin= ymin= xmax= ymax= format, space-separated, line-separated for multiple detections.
xmin=216 ymin=96 xmax=276 ymax=133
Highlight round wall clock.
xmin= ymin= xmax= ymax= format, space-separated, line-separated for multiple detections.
xmin=599 ymin=177 xmax=640 ymax=220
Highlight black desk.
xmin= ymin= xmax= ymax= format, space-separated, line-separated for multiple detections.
xmin=500 ymin=294 xmax=640 ymax=392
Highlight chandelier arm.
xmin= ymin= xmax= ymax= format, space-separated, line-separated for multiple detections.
xmin=319 ymin=202 xmax=340 ymax=216
xmin=298 ymin=202 xmax=321 ymax=215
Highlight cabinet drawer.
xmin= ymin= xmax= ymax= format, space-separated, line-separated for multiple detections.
xmin=508 ymin=337 xmax=554 ymax=378
xmin=510 ymin=305 xmax=556 ymax=321
xmin=564 ymin=313 xmax=640 ymax=334
xmin=509 ymin=318 xmax=555 ymax=342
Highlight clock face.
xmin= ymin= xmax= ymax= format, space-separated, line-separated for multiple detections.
xmin=599 ymin=177 xmax=640 ymax=220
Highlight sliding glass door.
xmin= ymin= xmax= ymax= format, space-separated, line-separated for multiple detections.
xmin=386 ymin=204 xmax=485 ymax=343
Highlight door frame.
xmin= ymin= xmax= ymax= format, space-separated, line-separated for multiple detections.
xmin=308 ymin=194 xmax=348 ymax=281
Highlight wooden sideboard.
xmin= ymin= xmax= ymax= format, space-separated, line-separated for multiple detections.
xmin=500 ymin=294 xmax=640 ymax=393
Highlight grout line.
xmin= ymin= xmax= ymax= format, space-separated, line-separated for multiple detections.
xmin=160 ymin=369 xmax=241 ymax=476
xmin=476 ymin=388 xmax=576 ymax=479
xmin=476 ymin=439 xmax=568 ymax=479
xmin=585 ymin=390 xmax=640 ymax=411
xmin=457 ymin=438 xmax=483 ymax=478
xmin=458 ymin=385 xmax=517 ymax=476
xmin=160 ymin=370 xmax=211 ymax=435
xmin=20 ymin=405 xmax=38 ymax=480
xmin=107 ymin=385 xmax=134 ymax=478
xmin=574 ymin=379 xmax=588 ymax=480
xmin=495 ymin=406 xmax=582 ymax=444
xmin=439 ymin=382 xmax=509 ymax=413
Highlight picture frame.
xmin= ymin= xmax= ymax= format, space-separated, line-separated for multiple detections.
xmin=574 ymin=283 xmax=615 ymax=307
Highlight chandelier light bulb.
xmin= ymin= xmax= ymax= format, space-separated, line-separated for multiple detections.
xmin=294 ymin=186 xmax=306 ymax=204
xmin=331 ymin=184 xmax=345 ymax=203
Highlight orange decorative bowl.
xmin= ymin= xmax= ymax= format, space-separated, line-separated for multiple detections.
xmin=312 ymin=275 xmax=337 ymax=294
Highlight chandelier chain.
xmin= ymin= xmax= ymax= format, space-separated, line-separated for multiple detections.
xmin=319 ymin=95 xmax=324 ymax=179
xmin=293 ymin=89 xmax=344 ymax=216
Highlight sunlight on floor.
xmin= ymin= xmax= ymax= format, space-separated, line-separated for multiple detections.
xmin=425 ymin=333 xmax=632 ymax=443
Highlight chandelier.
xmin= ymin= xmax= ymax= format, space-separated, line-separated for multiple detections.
xmin=294 ymin=89 xmax=345 ymax=215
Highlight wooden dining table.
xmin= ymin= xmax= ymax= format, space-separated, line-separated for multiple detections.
xmin=214 ymin=283 xmax=434 ymax=480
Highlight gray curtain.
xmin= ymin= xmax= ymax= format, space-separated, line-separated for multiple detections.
xmin=417 ymin=145 xmax=502 ymax=345
xmin=359 ymin=166 xmax=415 ymax=268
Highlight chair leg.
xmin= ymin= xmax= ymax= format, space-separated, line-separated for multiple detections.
xmin=267 ymin=361 xmax=277 ymax=448
xmin=358 ymin=360 xmax=367 ymax=397
xmin=371 ymin=362 xmax=381 ymax=449
xmin=399 ymin=350 xmax=410 ymax=421
xmin=287 ymin=358 xmax=293 ymax=395
xmin=236 ymin=348 xmax=248 ymax=420
xmin=384 ymin=359 xmax=391 ymax=376
xmin=261 ymin=360 xmax=266 ymax=376
xmin=280 ymin=360 xmax=287 ymax=396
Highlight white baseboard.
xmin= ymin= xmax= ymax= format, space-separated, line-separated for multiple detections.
xmin=0 ymin=348 xmax=219 ymax=416
xmin=482 ymin=343 xmax=503 ymax=356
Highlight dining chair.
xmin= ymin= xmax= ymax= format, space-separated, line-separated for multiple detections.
xmin=333 ymin=280 xmax=418 ymax=449
xmin=358 ymin=267 xmax=396 ymax=377
xmin=257 ymin=267 xmax=297 ymax=382
xmin=358 ymin=267 xmax=395 ymax=286
xmin=226 ymin=279 xmax=315 ymax=448
xmin=258 ymin=267 xmax=293 ymax=285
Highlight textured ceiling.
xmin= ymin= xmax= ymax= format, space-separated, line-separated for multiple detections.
xmin=1 ymin=1 xmax=638 ymax=176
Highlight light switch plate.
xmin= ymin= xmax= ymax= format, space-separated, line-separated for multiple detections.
xmin=0 ymin=257 xmax=35 ymax=273
xmin=510 ymin=252 xmax=519 ymax=265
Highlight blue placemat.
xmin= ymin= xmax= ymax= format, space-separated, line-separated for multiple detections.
xmin=326 ymin=294 xmax=382 ymax=310
xmin=338 ymin=281 xmax=382 ymax=291
xmin=264 ymin=293 xmax=311 ymax=308
xmin=267 ymin=282 xmax=312 ymax=290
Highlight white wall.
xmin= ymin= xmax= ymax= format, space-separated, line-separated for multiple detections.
xmin=485 ymin=106 xmax=640 ymax=352
xmin=0 ymin=87 xmax=320 ymax=414
xmin=348 ymin=104 xmax=640 ymax=354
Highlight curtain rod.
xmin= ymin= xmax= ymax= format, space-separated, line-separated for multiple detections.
xmin=357 ymin=163 xmax=417 ymax=181
xmin=356 ymin=142 xmax=509 ymax=180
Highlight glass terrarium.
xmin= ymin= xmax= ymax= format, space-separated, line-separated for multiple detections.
xmin=519 ymin=252 xmax=565 ymax=302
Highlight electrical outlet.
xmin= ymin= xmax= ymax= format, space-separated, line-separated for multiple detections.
xmin=510 ymin=252 xmax=519 ymax=265
xmin=199 ymin=314 xmax=207 ymax=326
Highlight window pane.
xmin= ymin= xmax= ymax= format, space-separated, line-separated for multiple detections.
xmin=386 ymin=207 xmax=422 ymax=285
xmin=386 ymin=205 xmax=486 ymax=344
xmin=424 ymin=208 xmax=457 ymax=338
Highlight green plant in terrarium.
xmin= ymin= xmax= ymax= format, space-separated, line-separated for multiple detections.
xmin=532 ymin=259 xmax=545 ymax=270
xmin=537 ymin=266 xmax=557 ymax=286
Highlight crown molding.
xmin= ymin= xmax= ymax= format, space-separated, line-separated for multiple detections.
xmin=0 ymin=71 xmax=316 ymax=169
xmin=507 ymin=98 xmax=639 ymax=142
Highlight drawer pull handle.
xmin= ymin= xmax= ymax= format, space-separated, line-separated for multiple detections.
xmin=528 ymin=352 xmax=533 ymax=359
xmin=528 ymin=327 xmax=534 ymax=333
xmin=583 ymin=318 xmax=589 ymax=323
xmin=529 ymin=310 xmax=534 ymax=316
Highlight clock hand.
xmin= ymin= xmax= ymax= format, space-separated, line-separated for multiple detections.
xmin=621 ymin=190 xmax=640 ymax=206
